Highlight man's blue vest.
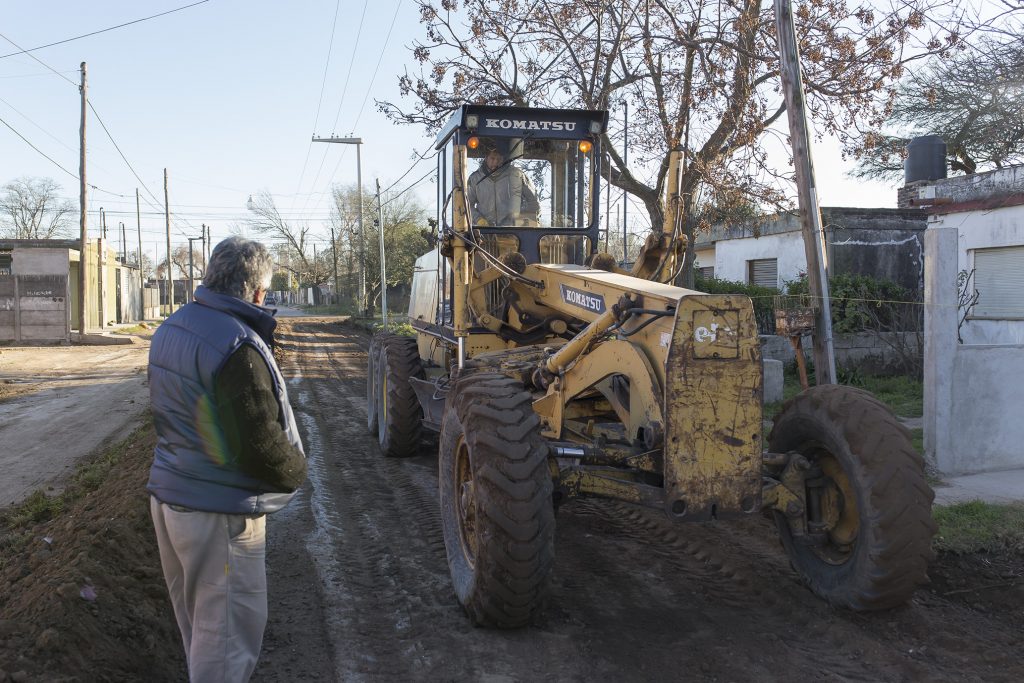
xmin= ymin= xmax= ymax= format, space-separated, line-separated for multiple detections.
xmin=146 ymin=286 xmax=304 ymax=514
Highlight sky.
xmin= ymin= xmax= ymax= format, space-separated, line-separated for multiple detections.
xmin=0 ymin=0 xmax=897 ymax=262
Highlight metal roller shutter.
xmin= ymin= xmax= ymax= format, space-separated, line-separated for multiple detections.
xmin=973 ymin=246 xmax=1024 ymax=319
xmin=748 ymin=258 xmax=778 ymax=288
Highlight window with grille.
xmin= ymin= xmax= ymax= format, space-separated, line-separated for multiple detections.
xmin=0 ymin=252 xmax=12 ymax=276
xmin=747 ymin=258 xmax=777 ymax=288
xmin=972 ymin=246 xmax=1024 ymax=319
xmin=698 ymin=265 xmax=714 ymax=279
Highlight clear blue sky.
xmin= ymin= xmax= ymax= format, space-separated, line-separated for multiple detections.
xmin=0 ymin=0 xmax=895 ymax=260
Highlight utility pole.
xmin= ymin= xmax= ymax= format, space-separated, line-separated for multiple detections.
xmin=136 ymin=188 xmax=144 ymax=320
xmin=78 ymin=62 xmax=88 ymax=336
xmin=98 ymin=207 xmax=106 ymax=329
xmin=164 ymin=168 xmax=173 ymax=315
xmin=375 ymin=178 xmax=387 ymax=327
xmin=622 ymin=102 xmax=628 ymax=265
xmin=329 ymin=225 xmax=340 ymax=308
xmin=187 ymin=236 xmax=203 ymax=302
xmin=119 ymin=222 xmax=126 ymax=263
xmin=312 ymin=136 xmax=364 ymax=314
xmin=313 ymin=243 xmax=318 ymax=306
xmin=775 ymin=0 xmax=836 ymax=385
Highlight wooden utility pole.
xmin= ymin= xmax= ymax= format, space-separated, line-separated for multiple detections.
xmin=164 ymin=168 xmax=173 ymax=315
xmin=78 ymin=62 xmax=88 ymax=336
xmin=136 ymin=188 xmax=144 ymax=320
xmin=774 ymin=0 xmax=836 ymax=384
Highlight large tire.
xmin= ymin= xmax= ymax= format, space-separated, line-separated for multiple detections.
xmin=768 ymin=384 xmax=936 ymax=611
xmin=366 ymin=333 xmax=397 ymax=435
xmin=376 ymin=336 xmax=425 ymax=457
xmin=438 ymin=373 xmax=555 ymax=628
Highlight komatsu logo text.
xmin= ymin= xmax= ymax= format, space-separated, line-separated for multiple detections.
xmin=560 ymin=284 xmax=605 ymax=314
xmin=484 ymin=119 xmax=578 ymax=132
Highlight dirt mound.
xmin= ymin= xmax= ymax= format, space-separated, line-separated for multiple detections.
xmin=0 ymin=424 xmax=185 ymax=683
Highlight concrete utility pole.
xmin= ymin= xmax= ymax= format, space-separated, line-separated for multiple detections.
xmin=329 ymin=225 xmax=340 ymax=307
xmin=622 ymin=103 xmax=628 ymax=264
xmin=164 ymin=168 xmax=173 ymax=315
xmin=78 ymin=62 xmax=88 ymax=336
xmin=375 ymin=178 xmax=387 ymax=327
xmin=312 ymin=136 xmax=365 ymax=313
xmin=187 ymin=236 xmax=204 ymax=302
xmin=774 ymin=0 xmax=836 ymax=385
xmin=136 ymin=188 xmax=143 ymax=320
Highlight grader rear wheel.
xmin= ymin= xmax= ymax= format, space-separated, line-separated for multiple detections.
xmin=438 ymin=373 xmax=555 ymax=628
xmin=376 ymin=336 xmax=425 ymax=457
xmin=769 ymin=384 xmax=936 ymax=610
xmin=365 ymin=333 xmax=394 ymax=435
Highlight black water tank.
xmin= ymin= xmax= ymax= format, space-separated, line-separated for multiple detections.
xmin=905 ymin=135 xmax=947 ymax=184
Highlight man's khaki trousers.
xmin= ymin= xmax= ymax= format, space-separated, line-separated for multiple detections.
xmin=150 ymin=497 xmax=268 ymax=683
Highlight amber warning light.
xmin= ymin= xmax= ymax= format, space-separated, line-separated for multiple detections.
xmin=467 ymin=136 xmax=480 ymax=149
xmin=578 ymin=140 xmax=593 ymax=153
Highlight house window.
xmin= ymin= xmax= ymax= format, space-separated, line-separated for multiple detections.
xmin=0 ymin=251 xmax=12 ymax=276
xmin=972 ymin=246 xmax=1024 ymax=319
xmin=698 ymin=266 xmax=715 ymax=279
xmin=747 ymin=258 xmax=777 ymax=288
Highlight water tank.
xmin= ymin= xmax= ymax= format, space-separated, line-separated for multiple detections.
xmin=904 ymin=135 xmax=947 ymax=184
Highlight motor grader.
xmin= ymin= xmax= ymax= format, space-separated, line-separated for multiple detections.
xmin=366 ymin=104 xmax=935 ymax=628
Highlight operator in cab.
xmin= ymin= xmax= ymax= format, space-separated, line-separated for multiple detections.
xmin=467 ymin=139 xmax=541 ymax=227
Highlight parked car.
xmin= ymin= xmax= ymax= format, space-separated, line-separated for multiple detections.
xmin=264 ymin=295 xmax=277 ymax=306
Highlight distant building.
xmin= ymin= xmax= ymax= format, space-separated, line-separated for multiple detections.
xmin=0 ymin=238 xmax=142 ymax=343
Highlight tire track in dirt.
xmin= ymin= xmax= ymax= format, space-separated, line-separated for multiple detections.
xmin=259 ymin=320 xmax=1024 ymax=683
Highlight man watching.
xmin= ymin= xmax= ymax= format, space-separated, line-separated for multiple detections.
xmin=147 ymin=236 xmax=306 ymax=682
xmin=467 ymin=141 xmax=541 ymax=227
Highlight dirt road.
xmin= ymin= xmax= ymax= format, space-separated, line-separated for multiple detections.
xmin=253 ymin=319 xmax=1024 ymax=682
xmin=0 ymin=342 xmax=149 ymax=508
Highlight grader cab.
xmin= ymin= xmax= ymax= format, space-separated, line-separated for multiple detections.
xmin=366 ymin=104 xmax=935 ymax=628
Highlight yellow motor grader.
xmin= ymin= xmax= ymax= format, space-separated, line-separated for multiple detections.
xmin=366 ymin=104 xmax=935 ymax=628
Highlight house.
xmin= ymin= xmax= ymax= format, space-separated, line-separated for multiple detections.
xmin=693 ymin=207 xmax=927 ymax=294
xmin=918 ymin=165 xmax=1024 ymax=475
xmin=0 ymin=238 xmax=143 ymax=343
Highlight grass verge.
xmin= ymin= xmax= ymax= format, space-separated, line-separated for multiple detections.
xmin=0 ymin=415 xmax=152 ymax=554
xmin=933 ymin=501 xmax=1024 ymax=554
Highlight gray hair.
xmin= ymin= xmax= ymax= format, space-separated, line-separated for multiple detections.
xmin=203 ymin=237 xmax=273 ymax=300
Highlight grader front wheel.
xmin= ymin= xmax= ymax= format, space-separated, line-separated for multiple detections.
xmin=376 ymin=336 xmax=425 ymax=457
xmin=438 ymin=373 xmax=555 ymax=628
xmin=769 ymin=384 xmax=936 ymax=610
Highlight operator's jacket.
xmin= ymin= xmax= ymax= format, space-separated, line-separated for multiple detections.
xmin=467 ymin=161 xmax=541 ymax=226
xmin=147 ymin=285 xmax=306 ymax=514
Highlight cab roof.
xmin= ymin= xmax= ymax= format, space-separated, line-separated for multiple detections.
xmin=434 ymin=104 xmax=609 ymax=150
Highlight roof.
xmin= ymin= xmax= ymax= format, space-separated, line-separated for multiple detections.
xmin=904 ymin=164 xmax=1024 ymax=215
xmin=434 ymin=104 xmax=609 ymax=149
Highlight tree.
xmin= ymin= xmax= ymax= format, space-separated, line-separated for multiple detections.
xmin=171 ymin=244 xmax=206 ymax=282
xmin=383 ymin=0 xmax=978 ymax=273
xmin=853 ymin=36 xmax=1024 ymax=180
xmin=0 ymin=177 xmax=75 ymax=239
xmin=245 ymin=191 xmax=332 ymax=291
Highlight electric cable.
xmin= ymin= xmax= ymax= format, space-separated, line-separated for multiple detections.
xmin=0 ymin=1 xmax=212 ymax=60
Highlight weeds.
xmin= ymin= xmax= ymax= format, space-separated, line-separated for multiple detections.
xmin=933 ymin=501 xmax=1024 ymax=554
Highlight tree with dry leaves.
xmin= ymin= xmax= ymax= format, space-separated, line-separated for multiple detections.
xmin=381 ymin=0 xmax=983 ymax=274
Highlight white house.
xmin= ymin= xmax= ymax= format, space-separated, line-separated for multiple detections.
xmin=693 ymin=207 xmax=927 ymax=295
xmin=918 ymin=165 xmax=1024 ymax=474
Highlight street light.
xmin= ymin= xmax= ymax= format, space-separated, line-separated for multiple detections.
xmin=312 ymin=135 xmax=364 ymax=315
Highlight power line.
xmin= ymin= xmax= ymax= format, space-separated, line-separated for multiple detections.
xmin=0 ymin=113 xmax=78 ymax=179
xmin=296 ymin=0 xmax=370 ymax=218
xmin=0 ymin=31 xmax=77 ymax=86
xmin=293 ymin=0 xmax=343 ymax=204
xmin=0 ymin=1 xmax=212 ymax=60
